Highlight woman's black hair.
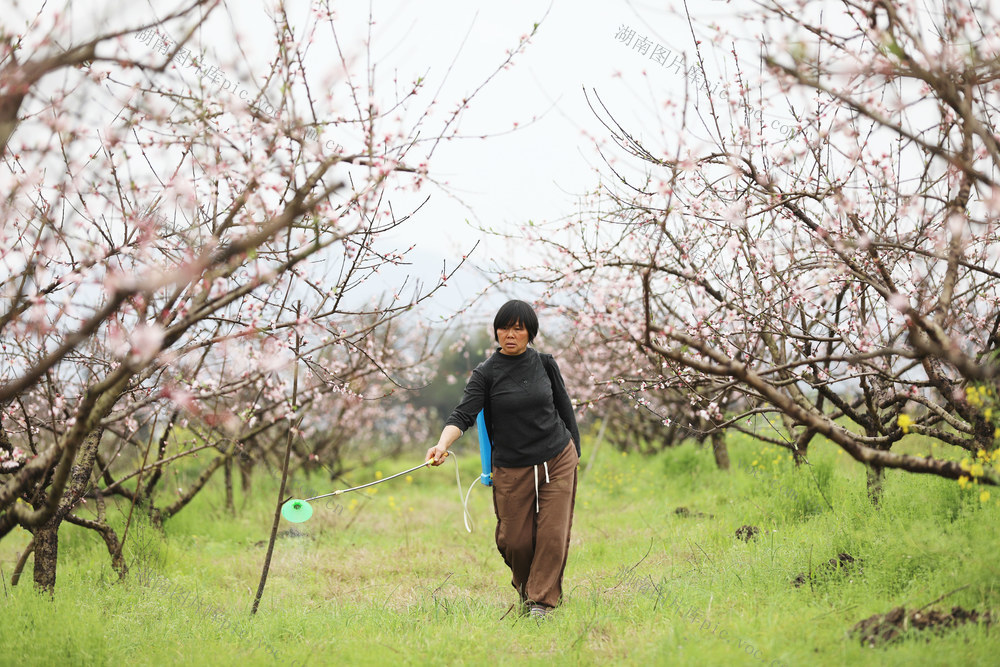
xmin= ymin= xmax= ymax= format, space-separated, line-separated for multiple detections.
xmin=493 ymin=300 xmax=539 ymax=343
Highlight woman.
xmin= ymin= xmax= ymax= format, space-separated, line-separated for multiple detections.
xmin=425 ymin=300 xmax=581 ymax=619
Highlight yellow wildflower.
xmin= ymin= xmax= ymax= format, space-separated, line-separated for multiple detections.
xmin=966 ymin=387 xmax=982 ymax=407
xmin=960 ymin=458 xmax=971 ymax=472
xmin=958 ymin=476 xmax=970 ymax=489
xmin=981 ymin=490 xmax=991 ymax=503
xmin=898 ymin=414 xmax=913 ymax=433
xmin=406 ymin=475 xmax=413 ymax=484
xmin=375 ymin=470 xmax=383 ymax=479
xmin=970 ymin=463 xmax=984 ymax=478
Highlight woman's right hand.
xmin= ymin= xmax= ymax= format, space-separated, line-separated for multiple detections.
xmin=425 ymin=443 xmax=449 ymax=466
xmin=427 ymin=425 xmax=462 ymax=466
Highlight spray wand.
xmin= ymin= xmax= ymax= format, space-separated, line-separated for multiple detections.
xmin=280 ymin=451 xmax=476 ymax=530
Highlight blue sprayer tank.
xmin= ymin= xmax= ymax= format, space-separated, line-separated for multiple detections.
xmin=476 ymin=410 xmax=492 ymax=486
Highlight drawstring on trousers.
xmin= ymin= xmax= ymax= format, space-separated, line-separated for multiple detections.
xmin=533 ymin=461 xmax=550 ymax=513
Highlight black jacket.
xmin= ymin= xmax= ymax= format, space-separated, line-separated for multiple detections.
xmin=445 ymin=348 xmax=581 ymax=467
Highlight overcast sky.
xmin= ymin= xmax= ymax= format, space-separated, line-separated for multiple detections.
xmin=321 ymin=0 xmax=756 ymax=324
xmin=15 ymin=0 xmax=796 ymax=327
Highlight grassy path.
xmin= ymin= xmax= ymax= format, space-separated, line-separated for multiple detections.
xmin=2 ymin=433 xmax=998 ymax=665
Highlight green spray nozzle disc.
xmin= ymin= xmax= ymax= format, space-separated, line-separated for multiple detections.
xmin=281 ymin=499 xmax=313 ymax=523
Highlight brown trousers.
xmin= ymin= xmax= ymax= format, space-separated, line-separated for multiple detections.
xmin=491 ymin=440 xmax=579 ymax=609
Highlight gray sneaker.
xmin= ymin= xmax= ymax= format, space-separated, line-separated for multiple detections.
xmin=528 ymin=604 xmax=551 ymax=620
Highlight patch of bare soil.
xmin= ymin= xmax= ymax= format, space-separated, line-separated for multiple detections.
xmin=792 ymin=552 xmax=862 ymax=587
xmin=735 ymin=524 xmax=760 ymax=542
xmin=850 ymin=605 xmax=994 ymax=647
xmin=673 ymin=506 xmax=714 ymax=518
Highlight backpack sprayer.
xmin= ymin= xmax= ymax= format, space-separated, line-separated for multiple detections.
xmin=281 ymin=410 xmax=493 ymax=528
xmin=476 ymin=409 xmax=493 ymax=487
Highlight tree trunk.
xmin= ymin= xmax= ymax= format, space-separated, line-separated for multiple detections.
xmin=240 ymin=457 xmax=252 ymax=499
xmin=30 ymin=428 xmax=104 ymax=593
xmin=866 ymin=464 xmax=884 ymax=508
xmin=583 ymin=413 xmax=609 ymax=479
xmin=224 ymin=455 xmax=235 ymax=515
xmin=711 ymin=431 xmax=730 ymax=470
xmin=32 ymin=513 xmax=59 ymax=593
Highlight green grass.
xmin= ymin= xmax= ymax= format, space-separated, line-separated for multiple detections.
xmin=2 ymin=432 xmax=998 ymax=666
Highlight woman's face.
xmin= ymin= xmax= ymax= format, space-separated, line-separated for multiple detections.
xmin=497 ymin=321 xmax=530 ymax=356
